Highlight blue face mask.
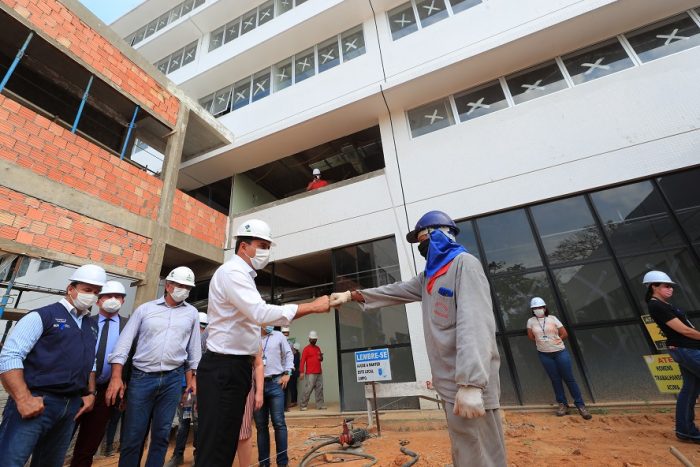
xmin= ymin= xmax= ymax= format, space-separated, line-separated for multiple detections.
xmin=264 ymin=326 xmax=274 ymax=334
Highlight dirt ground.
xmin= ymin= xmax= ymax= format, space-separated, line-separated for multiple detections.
xmin=90 ymin=407 xmax=700 ymax=466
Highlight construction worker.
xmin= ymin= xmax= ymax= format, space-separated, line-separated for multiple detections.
xmin=106 ymin=266 xmax=201 ymax=467
xmin=196 ymin=219 xmax=330 ymax=467
xmin=306 ymin=168 xmax=329 ymax=191
xmin=166 ymin=312 xmax=209 ymax=467
xmin=289 ymin=342 xmax=301 ymax=408
xmin=299 ymin=330 xmax=326 ymax=410
xmin=71 ymin=281 xmax=131 ymax=467
xmin=0 ymin=264 xmax=106 ymax=467
xmin=331 ymin=210 xmax=507 ymax=467
xmin=255 ymin=325 xmax=294 ymax=467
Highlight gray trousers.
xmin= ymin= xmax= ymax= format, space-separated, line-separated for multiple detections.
xmin=300 ymin=373 xmax=324 ymax=408
xmin=443 ymin=404 xmax=507 ymax=467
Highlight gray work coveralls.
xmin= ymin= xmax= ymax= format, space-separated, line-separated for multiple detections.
xmin=361 ymin=252 xmax=506 ymax=467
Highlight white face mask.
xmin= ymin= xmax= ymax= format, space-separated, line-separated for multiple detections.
xmin=248 ymin=248 xmax=271 ymax=270
xmin=170 ymin=287 xmax=190 ymax=303
xmin=101 ymin=297 xmax=122 ymax=314
xmin=73 ymin=292 xmax=98 ymax=312
xmin=533 ymin=308 xmax=545 ymax=318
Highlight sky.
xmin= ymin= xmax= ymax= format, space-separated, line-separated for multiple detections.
xmin=78 ymin=0 xmax=144 ymax=24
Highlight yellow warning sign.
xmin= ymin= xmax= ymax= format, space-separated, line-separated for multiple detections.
xmin=643 ymin=354 xmax=681 ymax=394
xmin=641 ymin=315 xmax=667 ymax=350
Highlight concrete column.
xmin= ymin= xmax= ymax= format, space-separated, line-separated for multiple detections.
xmin=134 ymin=107 xmax=189 ymax=306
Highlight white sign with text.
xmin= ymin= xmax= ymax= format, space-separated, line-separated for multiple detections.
xmin=355 ymin=348 xmax=392 ymax=383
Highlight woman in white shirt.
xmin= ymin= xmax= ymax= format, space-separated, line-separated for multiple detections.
xmin=526 ymin=297 xmax=591 ymax=420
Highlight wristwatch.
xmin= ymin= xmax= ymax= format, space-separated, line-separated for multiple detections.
xmin=286 ymin=370 xmax=293 ymax=376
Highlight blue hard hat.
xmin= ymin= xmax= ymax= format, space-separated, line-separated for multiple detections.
xmin=406 ymin=210 xmax=459 ymax=243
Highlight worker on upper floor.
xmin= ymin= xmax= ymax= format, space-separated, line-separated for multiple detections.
xmin=306 ymin=168 xmax=329 ymax=191
xmin=0 ymin=264 xmax=106 ymax=467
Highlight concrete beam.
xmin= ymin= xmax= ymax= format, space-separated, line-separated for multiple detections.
xmin=166 ymin=228 xmax=223 ymax=265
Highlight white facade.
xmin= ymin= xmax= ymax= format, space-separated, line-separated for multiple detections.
xmin=113 ymin=0 xmax=700 ymax=406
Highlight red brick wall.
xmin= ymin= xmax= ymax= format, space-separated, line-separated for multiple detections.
xmin=0 ymin=95 xmax=162 ymax=219
xmin=170 ymin=191 xmax=227 ymax=248
xmin=0 ymin=187 xmax=152 ymax=273
xmin=1 ymin=0 xmax=179 ymax=126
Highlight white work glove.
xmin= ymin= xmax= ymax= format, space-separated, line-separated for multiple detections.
xmin=453 ymin=386 xmax=485 ymax=419
xmin=329 ymin=291 xmax=352 ymax=308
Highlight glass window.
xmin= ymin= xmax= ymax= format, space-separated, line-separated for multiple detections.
xmin=241 ymin=9 xmax=257 ymax=34
xmin=454 ymin=219 xmax=480 ymax=261
xmin=454 ymin=80 xmax=509 ymax=122
xmin=531 ymin=196 xmax=607 ymax=264
xmin=590 ymin=181 xmax=686 ymax=256
xmin=657 ymin=168 xmax=700 ymax=245
xmin=574 ymin=325 xmax=668 ymax=401
xmin=224 ymin=19 xmax=241 ymax=44
xmin=318 ymin=37 xmax=340 ymax=73
xmin=156 ymin=59 xmax=169 ymax=74
xmin=258 ymin=1 xmax=274 ymax=26
xmin=294 ymin=48 xmax=316 ymax=83
xmin=552 ymin=261 xmax=636 ymax=324
xmin=334 ymin=238 xmax=402 ymax=290
xmin=272 ymin=58 xmax=293 ymax=92
xmin=621 ymin=248 xmax=700 ymax=312
xmin=407 ymin=98 xmax=455 ymax=137
xmin=199 ymin=94 xmax=214 ymax=113
xmin=167 ymin=48 xmax=184 ymax=73
xmin=181 ymin=0 xmax=195 ymax=15
xmin=295 ymin=0 xmax=308 ymax=4
xmin=209 ymin=26 xmax=224 ymax=51
xmin=562 ymin=38 xmax=634 ymax=85
xmin=477 ymin=209 xmax=543 ymax=274
xmin=155 ymin=12 xmax=169 ymax=31
xmin=276 ymin=0 xmax=293 ymax=15
xmin=169 ymin=5 xmax=184 ymax=23
xmin=182 ymin=42 xmax=197 ymax=67
xmin=506 ymin=61 xmax=568 ymax=105
xmin=625 ymin=13 xmax=700 ymax=63
xmin=194 ymin=0 xmax=205 ymax=7
xmin=341 ymin=26 xmax=366 ymax=62
xmin=496 ymin=340 xmax=518 ymax=405
xmin=144 ymin=20 xmax=158 ymax=38
xmin=251 ymin=69 xmax=271 ymax=102
xmin=449 ymin=0 xmax=481 ymax=14
xmin=507 ymin=335 xmax=587 ymax=404
xmin=492 ymin=271 xmax=557 ymax=330
xmin=415 ymin=0 xmax=449 ymax=27
xmin=339 ymin=303 xmax=412 ymax=349
xmin=232 ymin=77 xmax=252 ymax=110
xmin=340 ymin=347 xmax=418 ymax=411
xmin=389 ymin=3 xmax=418 ymax=40
xmin=211 ymin=86 xmax=232 ymax=115
xmin=131 ymin=27 xmax=146 ymax=45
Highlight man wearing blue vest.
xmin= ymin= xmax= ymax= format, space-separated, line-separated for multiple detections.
xmin=0 ymin=264 xmax=106 ymax=467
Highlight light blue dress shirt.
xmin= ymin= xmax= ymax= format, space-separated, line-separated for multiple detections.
xmin=0 ymin=298 xmax=88 ymax=374
xmin=95 ymin=314 xmax=120 ymax=385
xmin=261 ymin=330 xmax=293 ymax=377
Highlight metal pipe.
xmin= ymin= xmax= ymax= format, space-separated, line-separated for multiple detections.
xmin=120 ymin=105 xmax=140 ymax=160
xmin=0 ymin=32 xmax=33 ymax=93
xmin=670 ymin=446 xmax=695 ymax=467
xmin=71 ymin=75 xmax=94 ymax=133
xmin=372 ymin=381 xmax=381 ymax=436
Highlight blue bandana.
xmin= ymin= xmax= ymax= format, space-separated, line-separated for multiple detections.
xmin=424 ymin=230 xmax=468 ymax=279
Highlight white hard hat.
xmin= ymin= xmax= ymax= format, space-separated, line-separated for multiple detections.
xmin=293 ymin=342 xmax=300 ymax=350
xmin=99 ymin=280 xmax=126 ymax=296
xmin=642 ymin=270 xmax=675 ymax=285
xmin=281 ymin=326 xmax=290 ymax=332
xmin=69 ymin=264 xmax=107 ymax=287
xmin=312 ymin=168 xmax=321 ymax=176
xmin=198 ymin=312 xmax=208 ymax=325
xmin=235 ymin=219 xmax=274 ymax=244
xmin=309 ymin=330 xmax=318 ymax=339
xmin=166 ymin=266 xmax=196 ymax=287
xmin=530 ymin=297 xmax=546 ymax=308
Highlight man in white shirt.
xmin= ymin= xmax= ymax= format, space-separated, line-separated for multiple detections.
xmin=196 ymin=219 xmax=330 ymax=467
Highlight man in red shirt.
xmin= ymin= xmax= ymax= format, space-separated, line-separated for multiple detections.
xmin=306 ymin=168 xmax=329 ymax=191
xmin=299 ymin=330 xmax=325 ymax=410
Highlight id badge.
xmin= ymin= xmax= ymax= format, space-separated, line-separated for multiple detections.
xmin=262 ymin=356 xmax=267 ymax=366
xmin=539 ymin=335 xmax=550 ymax=341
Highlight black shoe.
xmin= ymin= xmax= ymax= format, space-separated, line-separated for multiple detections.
xmin=677 ymin=433 xmax=700 ymax=443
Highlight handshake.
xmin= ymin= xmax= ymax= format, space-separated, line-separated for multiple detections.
xmin=302 ymin=291 xmax=360 ymax=314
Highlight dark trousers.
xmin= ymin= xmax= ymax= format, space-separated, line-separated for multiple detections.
xmin=288 ymin=374 xmax=298 ymax=404
xmin=71 ymin=385 xmax=115 ymax=467
xmin=196 ymin=352 xmax=253 ymax=467
xmin=538 ymin=349 xmax=585 ymax=407
xmin=173 ymin=402 xmax=198 ymax=457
